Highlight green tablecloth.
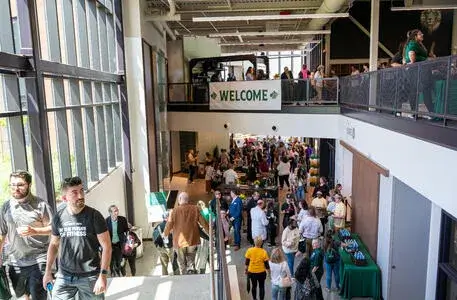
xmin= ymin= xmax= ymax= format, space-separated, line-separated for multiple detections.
xmin=337 ymin=234 xmax=382 ymax=300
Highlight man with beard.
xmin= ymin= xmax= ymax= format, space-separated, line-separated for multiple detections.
xmin=0 ymin=170 xmax=53 ymax=300
xmin=43 ymin=177 xmax=111 ymax=299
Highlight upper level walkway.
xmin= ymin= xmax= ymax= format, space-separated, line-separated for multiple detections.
xmin=167 ymin=55 xmax=457 ymax=152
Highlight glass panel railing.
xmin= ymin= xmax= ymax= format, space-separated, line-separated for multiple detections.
xmin=340 ymin=55 xmax=457 ymax=125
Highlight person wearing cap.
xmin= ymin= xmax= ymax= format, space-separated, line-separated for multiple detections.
xmin=152 ymin=211 xmax=179 ymax=275
xmin=311 ymin=191 xmax=328 ymax=209
xmin=250 ymin=199 xmax=269 ymax=246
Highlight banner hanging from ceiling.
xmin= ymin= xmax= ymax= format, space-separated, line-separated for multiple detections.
xmin=209 ymin=80 xmax=281 ymax=110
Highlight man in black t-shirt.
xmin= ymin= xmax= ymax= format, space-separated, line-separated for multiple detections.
xmin=42 ymin=177 xmax=112 ymax=299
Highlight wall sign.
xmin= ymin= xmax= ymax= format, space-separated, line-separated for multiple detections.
xmin=209 ymin=80 xmax=281 ymax=110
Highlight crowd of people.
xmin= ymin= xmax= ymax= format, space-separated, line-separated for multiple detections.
xmin=204 ymin=179 xmax=347 ymax=300
xmin=188 ymin=135 xmax=315 ymax=195
xmin=0 ymin=171 xmax=141 ymax=299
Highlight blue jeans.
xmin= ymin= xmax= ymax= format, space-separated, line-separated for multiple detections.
xmin=284 ymin=252 xmax=296 ymax=275
xmin=296 ymin=186 xmax=305 ymax=201
xmin=233 ymin=218 xmax=241 ymax=246
xmin=272 ymin=284 xmax=291 ymax=300
xmin=325 ymin=261 xmax=340 ymax=289
xmin=52 ymin=273 xmax=104 ymax=300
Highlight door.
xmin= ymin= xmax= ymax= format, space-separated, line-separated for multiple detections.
xmin=389 ymin=177 xmax=431 ymax=300
xmin=179 ymin=131 xmax=197 ymax=171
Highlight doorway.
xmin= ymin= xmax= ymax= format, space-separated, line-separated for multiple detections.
xmin=389 ymin=177 xmax=431 ymax=300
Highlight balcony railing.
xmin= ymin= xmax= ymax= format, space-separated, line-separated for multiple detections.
xmin=167 ymin=78 xmax=339 ymax=106
xmin=340 ymin=55 xmax=457 ymax=126
xmin=167 ymin=56 xmax=457 ymax=128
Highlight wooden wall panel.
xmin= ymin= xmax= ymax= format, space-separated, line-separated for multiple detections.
xmin=352 ymin=156 xmax=380 ymax=259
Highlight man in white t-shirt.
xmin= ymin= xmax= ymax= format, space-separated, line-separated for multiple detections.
xmin=223 ymin=165 xmax=238 ymax=185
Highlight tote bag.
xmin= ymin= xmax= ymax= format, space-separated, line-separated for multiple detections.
xmin=278 ymin=262 xmax=292 ymax=288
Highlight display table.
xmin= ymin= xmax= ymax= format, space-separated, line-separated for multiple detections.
xmin=337 ymin=234 xmax=381 ymax=300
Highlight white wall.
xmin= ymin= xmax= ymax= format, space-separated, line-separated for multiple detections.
xmin=183 ymin=36 xmax=221 ymax=60
xmin=197 ymin=132 xmax=230 ymax=162
xmin=168 ymin=112 xmax=340 ymax=138
xmin=123 ymin=0 xmax=156 ymax=231
xmin=338 ymin=116 xmax=457 ymax=218
xmin=86 ymin=167 xmax=126 ymax=220
xmin=377 ymin=174 xmax=394 ymax=300
xmin=334 ymin=141 xmax=353 ymax=196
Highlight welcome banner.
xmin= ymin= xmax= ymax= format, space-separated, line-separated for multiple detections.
xmin=209 ymin=80 xmax=281 ymax=110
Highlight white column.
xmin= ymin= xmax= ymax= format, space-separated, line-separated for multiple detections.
xmin=452 ymin=10 xmax=457 ymax=55
xmin=122 ymin=0 xmax=151 ymax=230
xmin=425 ymin=203 xmax=442 ymax=300
xmin=325 ymin=28 xmax=331 ymax=73
xmin=369 ymin=0 xmax=380 ymax=108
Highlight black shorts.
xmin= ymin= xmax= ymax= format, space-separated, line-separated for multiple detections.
xmin=8 ymin=263 xmax=47 ymax=300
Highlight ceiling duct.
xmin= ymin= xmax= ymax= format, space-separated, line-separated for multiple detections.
xmin=144 ymin=0 xmax=181 ymax=21
xmin=307 ymin=0 xmax=348 ymax=30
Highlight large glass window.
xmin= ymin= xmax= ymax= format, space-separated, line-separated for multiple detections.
xmin=437 ymin=211 xmax=457 ymax=300
xmin=0 ymin=0 xmax=125 ymax=206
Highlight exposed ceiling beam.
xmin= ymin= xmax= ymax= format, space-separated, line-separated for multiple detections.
xmin=208 ymin=30 xmax=330 ymax=37
xmin=220 ymin=40 xmax=321 ymax=46
xmin=167 ymin=7 xmax=321 ymax=13
xmin=192 ymin=13 xmax=349 ymax=22
xmin=391 ymin=4 xmax=457 ymax=11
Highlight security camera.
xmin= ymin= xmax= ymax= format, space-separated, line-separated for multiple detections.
xmin=224 ymin=123 xmax=230 ymax=129
xmin=272 ymin=125 xmax=278 ymax=132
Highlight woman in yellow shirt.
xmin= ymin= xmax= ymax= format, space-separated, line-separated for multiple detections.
xmin=245 ymin=236 xmax=270 ymax=300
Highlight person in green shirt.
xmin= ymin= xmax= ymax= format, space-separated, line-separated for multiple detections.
xmin=403 ymin=29 xmax=434 ymax=114
xmin=310 ymin=238 xmax=324 ymax=300
xmin=404 ymin=29 xmax=428 ymax=64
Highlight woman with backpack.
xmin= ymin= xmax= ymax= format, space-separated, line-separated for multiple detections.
xmin=323 ymin=231 xmax=341 ymax=293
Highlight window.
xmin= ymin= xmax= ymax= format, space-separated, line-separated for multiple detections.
xmin=0 ymin=0 xmax=125 ymax=207
xmin=437 ymin=211 xmax=457 ymax=300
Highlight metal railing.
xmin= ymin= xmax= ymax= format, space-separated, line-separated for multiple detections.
xmin=208 ymin=199 xmax=232 ymax=300
xmin=167 ymin=78 xmax=339 ymax=105
xmin=340 ymin=55 xmax=457 ymax=125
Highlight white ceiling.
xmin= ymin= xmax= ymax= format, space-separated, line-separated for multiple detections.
xmin=144 ymin=0 xmax=350 ymax=52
